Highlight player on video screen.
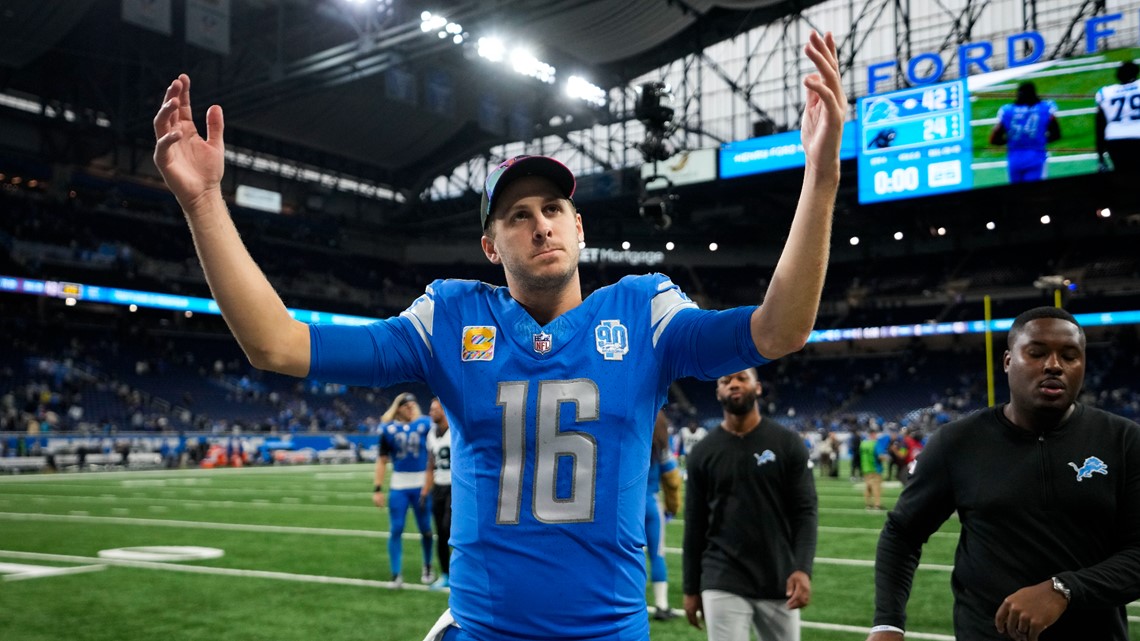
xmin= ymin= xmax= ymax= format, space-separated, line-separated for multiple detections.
xmin=989 ymin=82 xmax=1061 ymax=183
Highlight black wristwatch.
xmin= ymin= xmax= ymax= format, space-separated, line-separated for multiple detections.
xmin=1051 ymin=576 xmax=1071 ymax=602
xmin=373 ymin=484 xmax=383 ymax=493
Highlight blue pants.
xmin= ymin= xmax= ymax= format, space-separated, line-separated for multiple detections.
xmin=387 ymin=486 xmax=433 ymax=578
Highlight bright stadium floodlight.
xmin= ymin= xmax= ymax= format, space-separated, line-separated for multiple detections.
xmin=478 ymin=37 xmax=505 ymax=62
xmin=893 ymin=231 xmax=904 ymax=240
xmin=420 ymin=12 xmax=447 ymax=33
xmin=566 ymin=75 xmax=606 ymax=107
xmin=510 ymin=48 xmax=556 ymax=84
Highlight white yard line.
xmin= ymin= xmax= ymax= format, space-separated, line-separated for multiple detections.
xmin=0 ymin=548 xmax=957 ymax=637
xmin=0 ymin=511 xmax=415 ymax=540
xmin=0 ymin=492 xmax=376 ymax=513
xmin=0 ymin=464 xmax=374 ymax=483
xmin=0 ymin=549 xmax=418 ymax=591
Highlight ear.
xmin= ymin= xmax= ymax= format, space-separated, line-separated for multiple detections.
xmin=1003 ymin=350 xmax=1012 ymax=373
xmin=481 ymin=234 xmax=501 ymax=265
xmin=576 ymin=212 xmax=584 ymax=242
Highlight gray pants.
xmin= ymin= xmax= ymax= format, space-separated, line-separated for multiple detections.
xmin=701 ymin=589 xmax=800 ymax=641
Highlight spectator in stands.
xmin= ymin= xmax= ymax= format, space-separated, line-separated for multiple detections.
xmin=373 ymin=393 xmax=434 ymax=588
xmin=866 ymin=307 xmax=1140 ymax=640
xmin=151 ymin=31 xmax=845 ymax=640
xmin=423 ymin=397 xmax=452 ymax=591
xmin=682 ymin=368 xmax=818 ymax=641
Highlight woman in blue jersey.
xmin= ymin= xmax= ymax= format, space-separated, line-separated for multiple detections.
xmin=373 ymin=392 xmax=435 ymax=587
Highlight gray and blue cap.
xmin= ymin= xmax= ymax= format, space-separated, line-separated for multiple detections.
xmin=479 ymin=155 xmax=576 ymax=229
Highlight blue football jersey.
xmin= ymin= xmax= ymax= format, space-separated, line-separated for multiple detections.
xmin=309 ymin=273 xmax=768 ymax=641
xmin=998 ymin=100 xmax=1057 ymax=151
xmin=378 ymin=416 xmax=431 ymax=473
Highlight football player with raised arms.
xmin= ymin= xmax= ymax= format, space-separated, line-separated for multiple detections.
xmin=152 ymin=29 xmax=846 ymax=641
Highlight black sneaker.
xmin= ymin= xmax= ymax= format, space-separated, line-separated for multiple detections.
xmin=653 ymin=607 xmax=678 ymax=621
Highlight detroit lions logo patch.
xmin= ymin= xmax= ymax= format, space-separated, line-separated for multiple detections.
xmin=1067 ymin=456 xmax=1108 ymax=482
xmin=754 ymin=450 xmax=776 ymax=466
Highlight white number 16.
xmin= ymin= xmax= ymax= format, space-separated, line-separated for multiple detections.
xmin=496 ymin=379 xmax=599 ymax=525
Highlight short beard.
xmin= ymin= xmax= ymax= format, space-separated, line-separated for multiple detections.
xmin=513 ymin=262 xmax=578 ymax=293
xmin=719 ymin=393 xmax=757 ymax=416
xmin=505 ymin=244 xmax=581 ymax=294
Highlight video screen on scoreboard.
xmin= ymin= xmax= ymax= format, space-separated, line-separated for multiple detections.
xmin=857 ymin=47 xmax=1140 ymax=204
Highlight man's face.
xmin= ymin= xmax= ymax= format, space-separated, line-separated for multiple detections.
xmin=481 ymin=175 xmax=582 ymax=292
xmin=428 ymin=400 xmax=443 ymax=424
xmin=1004 ymin=318 xmax=1085 ymax=415
xmin=716 ymin=369 xmax=761 ymax=416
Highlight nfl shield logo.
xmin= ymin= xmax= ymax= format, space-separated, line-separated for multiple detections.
xmin=533 ymin=332 xmax=553 ymax=354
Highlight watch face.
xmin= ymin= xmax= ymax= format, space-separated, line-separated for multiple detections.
xmin=1052 ymin=577 xmax=1071 ymax=600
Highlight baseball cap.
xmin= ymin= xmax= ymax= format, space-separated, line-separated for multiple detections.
xmin=396 ymin=393 xmax=417 ymax=406
xmin=479 ymin=155 xmax=576 ymax=229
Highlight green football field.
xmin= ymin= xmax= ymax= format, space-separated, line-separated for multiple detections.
xmin=1 ymin=463 xmax=1136 ymax=641
xmin=969 ymin=47 xmax=1140 ymax=188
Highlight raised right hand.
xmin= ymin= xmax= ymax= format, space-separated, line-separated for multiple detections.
xmin=153 ymin=74 xmax=225 ymax=212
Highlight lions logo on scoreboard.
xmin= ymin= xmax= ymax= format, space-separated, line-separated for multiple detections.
xmin=594 ymin=319 xmax=629 ymax=361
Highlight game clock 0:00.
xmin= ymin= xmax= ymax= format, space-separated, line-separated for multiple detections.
xmin=857 ymin=79 xmax=975 ymax=204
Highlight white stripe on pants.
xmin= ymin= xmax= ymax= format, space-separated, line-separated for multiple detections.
xmin=701 ymin=589 xmax=800 ymax=641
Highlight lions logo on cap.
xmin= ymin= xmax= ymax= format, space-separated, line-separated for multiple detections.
xmin=462 ymin=326 xmax=496 ymax=362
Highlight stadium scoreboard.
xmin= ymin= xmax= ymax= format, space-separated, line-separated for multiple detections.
xmin=857 ymin=79 xmax=974 ymax=204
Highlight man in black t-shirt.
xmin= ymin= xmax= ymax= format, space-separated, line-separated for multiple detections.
xmin=867 ymin=307 xmax=1140 ymax=641
xmin=682 ymin=368 xmax=818 ymax=641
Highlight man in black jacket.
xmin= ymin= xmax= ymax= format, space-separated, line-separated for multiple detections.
xmin=683 ymin=368 xmax=818 ymax=641
xmin=867 ymin=306 xmax=1140 ymax=641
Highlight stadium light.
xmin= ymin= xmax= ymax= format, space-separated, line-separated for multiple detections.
xmin=510 ymin=48 xmax=556 ymax=84
xmin=708 ymin=242 xmax=719 ymax=252
xmin=665 ymin=241 xmax=675 ymax=251
xmin=420 ymin=12 xmax=447 ymax=33
xmin=986 ymin=221 xmax=996 ymax=230
xmin=1040 ymin=215 xmax=1051 ymax=225
xmin=893 ymin=231 xmax=904 ymax=240
xmin=477 ymin=37 xmax=505 ymax=62
xmin=566 ymin=75 xmax=606 ymax=107
xmin=937 ymin=227 xmax=947 ymax=236
xmin=849 ymin=236 xmax=860 ymax=246
xmin=1097 ymin=208 xmax=1112 ymax=218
